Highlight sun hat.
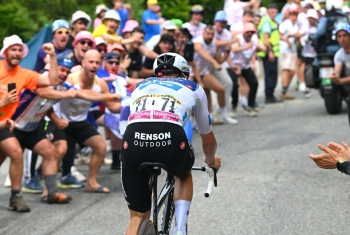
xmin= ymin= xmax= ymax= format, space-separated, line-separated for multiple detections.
xmin=72 ymin=31 xmax=96 ymax=48
xmin=70 ymin=11 xmax=92 ymax=28
xmin=122 ymin=20 xmax=139 ymax=33
xmin=52 ymin=19 xmax=70 ymax=33
xmin=102 ymin=10 xmax=121 ymax=22
xmin=0 ymin=35 xmax=29 ymax=58
xmin=95 ymin=4 xmax=109 ymax=16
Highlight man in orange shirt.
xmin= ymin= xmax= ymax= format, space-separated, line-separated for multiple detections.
xmin=0 ymin=35 xmax=71 ymax=212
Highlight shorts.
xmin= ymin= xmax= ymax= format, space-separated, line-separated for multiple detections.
xmin=63 ymin=121 xmax=100 ymax=145
xmin=0 ymin=128 xmax=15 ymax=142
xmin=121 ymin=122 xmax=195 ymax=213
xmin=302 ymin=57 xmax=315 ymax=65
xmin=91 ymin=110 xmax=104 ymax=120
xmin=280 ymin=52 xmax=296 ymax=71
xmin=40 ymin=120 xmax=66 ymax=142
xmin=14 ymin=124 xmax=47 ymax=150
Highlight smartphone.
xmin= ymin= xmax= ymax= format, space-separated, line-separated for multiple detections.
xmin=7 ymin=83 xmax=16 ymax=92
xmin=184 ymin=41 xmax=194 ymax=62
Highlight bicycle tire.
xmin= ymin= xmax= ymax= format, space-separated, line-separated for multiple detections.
xmin=138 ymin=220 xmax=156 ymax=235
xmin=160 ymin=189 xmax=175 ymax=234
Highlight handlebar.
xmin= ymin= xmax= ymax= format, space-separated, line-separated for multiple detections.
xmin=192 ymin=167 xmax=217 ymax=198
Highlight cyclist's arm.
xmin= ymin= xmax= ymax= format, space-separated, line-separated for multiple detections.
xmin=194 ymin=42 xmax=219 ymax=66
xmin=337 ymin=160 xmax=350 ymax=175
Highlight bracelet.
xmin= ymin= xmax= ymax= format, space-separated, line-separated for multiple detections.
xmin=107 ymin=94 xmax=112 ymax=102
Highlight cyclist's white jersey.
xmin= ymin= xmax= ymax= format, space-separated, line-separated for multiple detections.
xmin=193 ymin=35 xmax=216 ymax=76
xmin=228 ymin=33 xmax=258 ymax=70
xmin=58 ymin=71 xmax=101 ymax=122
xmin=12 ymin=86 xmax=63 ymax=131
xmin=128 ymin=77 xmax=212 ymax=135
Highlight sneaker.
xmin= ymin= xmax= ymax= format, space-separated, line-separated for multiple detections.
xmin=74 ymin=154 xmax=90 ymax=165
xmin=71 ymin=166 xmax=86 ymax=182
xmin=4 ymin=173 xmax=11 ymax=188
xmin=280 ymin=93 xmax=295 ymax=100
xmin=58 ymin=173 xmax=84 ymax=189
xmin=253 ymin=103 xmax=264 ymax=112
xmin=35 ymin=169 xmax=43 ymax=181
xmin=222 ymin=116 xmax=238 ymax=124
xmin=243 ymin=106 xmax=258 ymax=117
xmin=106 ymin=140 xmax=112 ymax=153
xmin=265 ymin=96 xmax=283 ymax=104
xmin=8 ymin=195 xmax=30 ymax=212
xmin=22 ymin=177 xmax=43 ymax=194
xmin=47 ymin=192 xmax=72 ymax=204
xmin=111 ymin=165 xmax=121 ymax=171
xmin=211 ymin=114 xmax=223 ymax=125
xmin=229 ymin=108 xmax=237 ymax=118
xmin=104 ymin=158 xmax=113 ymax=165
xmin=304 ymin=91 xmax=311 ymax=98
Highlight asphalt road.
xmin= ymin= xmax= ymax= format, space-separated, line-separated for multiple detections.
xmin=1 ymin=81 xmax=350 ymax=235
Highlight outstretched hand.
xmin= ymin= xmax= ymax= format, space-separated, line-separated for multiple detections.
xmin=309 ymin=142 xmax=350 ymax=169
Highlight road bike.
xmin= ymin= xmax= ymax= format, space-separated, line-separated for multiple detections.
xmin=137 ymin=162 xmax=217 ymax=235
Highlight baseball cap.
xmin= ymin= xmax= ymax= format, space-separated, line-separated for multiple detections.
xmin=171 ymin=19 xmax=183 ymax=27
xmin=57 ymin=51 xmax=74 ymax=69
xmin=0 ymin=35 xmax=29 ymax=58
xmin=191 ymin=4 xmax=204 ymax=13
xmin=104 ymin=52 xmax=120 ymax=60
xmin=214 ymin=10 xmax=227 ymax=22
xmin=95 ymin=4 xmax=109 ymax=16
xmin=267 ymin=3 xmax=278 ymax=9
xmin=289 ymin=3 xmax=299 ymax=13
xmin=242 ymin=23 xmax=256 ymax=34
xmin=162 ymin=20 xmax=177 ymax=30
xmin=52 ymin=19 xmax=69 ymax=33
xmin=95 ymin=37 xmax=107 ymax=47
xmin=122 ymin=20 xmax=139 ymax=34
xmin=72 ymin=31 xmax=96 ymax=48
xmin=70 ymin=11 xmax=91 ymax=28
xmin=147 ymin=0 xmax=158 ymax=4
xmin=306 ymin=9 xmax=318 ymax=19
xmin=107 ymin=43 xmax=125 ymax=53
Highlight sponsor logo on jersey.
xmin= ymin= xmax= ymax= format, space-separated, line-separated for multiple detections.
xmin=133 ymin=132 xmax=172 ymax=147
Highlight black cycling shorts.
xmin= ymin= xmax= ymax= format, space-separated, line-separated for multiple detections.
xmin=0 ymin=128 xmax=15 ymax=142
xmin=14 ymin=124 xmax=47 ymax=150
xmin=40 ymin=119 xmax=66 ymax=142
xmin=121 ymin=122 xmax=195 ymax=213
xmin=64 ymin=121 xmax=99 ymax=145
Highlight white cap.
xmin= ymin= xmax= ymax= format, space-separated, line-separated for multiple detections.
xmin=0 ymin=35 xmax=29 ymax=58
xmin=343 ymin=5 xmax=350 ymax=13
xmin=102 ymin=10 xmax=121 ymax=22
xmin=259 ymin=7 xmax=267 ymax=16
xmin=95 ymin=4 xmax=109 ymax=16
xmin=95 ymin=37 xmax=107 ymax=46
xmin=162 ymin=20 xmax=177 ymax=30
xmin=306 ymin=9 xmax=319 ymax=19
xmin=71 ymin=11 xmax=92 ymax=28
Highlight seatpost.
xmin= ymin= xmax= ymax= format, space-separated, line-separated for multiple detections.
xmin=152 ymin=167 xmax=161 ymax=232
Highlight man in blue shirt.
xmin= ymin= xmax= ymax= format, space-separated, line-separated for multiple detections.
xmin=113 ymin=0 xmax=133 ymax=36
xmin=142 ymin=0 xmax=164 ymax=41
xmin=34 ymin=20 xmax=72 ymax=72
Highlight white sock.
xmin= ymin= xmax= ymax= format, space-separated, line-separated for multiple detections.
xmin=241 ymin=96 xmax=248 ymax=107
xmin=25 ymin=150 xmax=32 ymax=179
xmin=174 ymin=200 xmax=191 ymax=235
xmin=220 ymin=107 xmax=228 ymax=119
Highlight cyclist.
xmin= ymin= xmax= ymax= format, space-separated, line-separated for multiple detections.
xmin=121 ymin=53 xmax=221 ymax=235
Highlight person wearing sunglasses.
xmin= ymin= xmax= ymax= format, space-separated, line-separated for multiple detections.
xmin=34 ymin=19 xmax=72 ymax=73
xmin=95 ymin=37 xmax=108 ymax=60
xmin=69 ymin=31 xmax=96 ymax=72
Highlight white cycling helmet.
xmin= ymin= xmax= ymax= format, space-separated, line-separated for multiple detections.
xmin=326 ymin=0 xmax=343 ymax=11
xmin=153 ymin=53 xmax=190 ymax=78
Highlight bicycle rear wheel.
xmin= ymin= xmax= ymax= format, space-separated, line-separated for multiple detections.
xmin=138 ymin=220 xmax=156 ymax=235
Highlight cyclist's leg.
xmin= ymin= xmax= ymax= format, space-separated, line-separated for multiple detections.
xmin=126 ymin=210 xmax=152 ymax=235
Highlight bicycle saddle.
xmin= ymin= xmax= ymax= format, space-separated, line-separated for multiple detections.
xmin=139 ymin=162 xmax=168 ymax=172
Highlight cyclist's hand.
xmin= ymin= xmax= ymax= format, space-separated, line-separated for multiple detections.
xmin=55 ymin=118 xmax=69 ymax=130
xmin=204 ymin=155 xmax=221 ymax=172
xmin=1 ymin=90 xmax=18 ymax=106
